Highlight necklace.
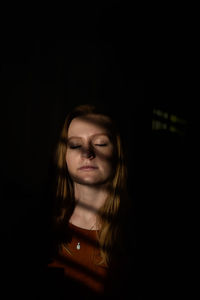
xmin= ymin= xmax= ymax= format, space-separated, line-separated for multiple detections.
xmin=67 ymin=221 xmax=99 ymax=252
xmin=75 ymin=223 xmax=98 ymax=251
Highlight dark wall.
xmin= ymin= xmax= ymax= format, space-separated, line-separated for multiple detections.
xmin=151 ymin=98 xmax=194 ymax=298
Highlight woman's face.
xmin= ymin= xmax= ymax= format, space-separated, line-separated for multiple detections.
xmin=66 ymin=114 xmax=115 ymax=186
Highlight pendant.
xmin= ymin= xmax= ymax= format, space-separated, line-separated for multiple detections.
xmin=76 ymin=242 xmax=80 ymax=250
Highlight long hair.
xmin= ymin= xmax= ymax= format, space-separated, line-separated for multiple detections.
xmin=52 ymin=104 xmax=130 ymax=266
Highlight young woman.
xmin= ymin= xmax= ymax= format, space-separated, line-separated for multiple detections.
xmin=47 ymin=104 xmax=135 ymax=298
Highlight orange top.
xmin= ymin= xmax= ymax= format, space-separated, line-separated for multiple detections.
xmin=48 ymin=222 xmax=109 ymax=295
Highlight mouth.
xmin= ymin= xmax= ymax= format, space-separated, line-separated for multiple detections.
xmin=78 ymin=166 xmax=98 ymax=171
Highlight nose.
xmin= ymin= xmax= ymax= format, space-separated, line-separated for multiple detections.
xmin=81 ymin=146 xmax=95 ymax=159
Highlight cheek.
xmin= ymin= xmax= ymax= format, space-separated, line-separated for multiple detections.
xmin=66 ymin=151 xmax=77 ymax=170
xmin=99 ymin=158 xmax=114 ymax=175
xmin=97 ymin=147 xmax=114 ymax=165
xmin=97 ymin=146 xmax=114 ymax=160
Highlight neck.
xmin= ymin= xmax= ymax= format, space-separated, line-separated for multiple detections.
xmin=69 ymin=183 xmax=109 ymax=229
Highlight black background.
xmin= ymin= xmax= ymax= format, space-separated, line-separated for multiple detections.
xmin=0 ymin=2 xmax=195 ymax=298
xmin=0 ymin=2 xmax=196 ymax=297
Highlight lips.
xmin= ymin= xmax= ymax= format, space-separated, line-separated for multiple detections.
xmin=78 ymin=165 xmax=98 ymax=170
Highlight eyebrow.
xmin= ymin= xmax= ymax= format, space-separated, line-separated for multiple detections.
xmin=67 ymin=133 xmax=110 ymax=141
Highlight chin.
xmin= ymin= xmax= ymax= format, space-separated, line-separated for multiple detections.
xmin=72 ymin=175 xmax=106 ymax=186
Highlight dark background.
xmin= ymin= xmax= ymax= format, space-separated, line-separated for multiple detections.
xmin=151 ymin=98 xmax=194 ymax=298
xmin=0 ymin=3 xmax=145 ymax=299
xmin=0 ymin=3 xmax=195 ymax=297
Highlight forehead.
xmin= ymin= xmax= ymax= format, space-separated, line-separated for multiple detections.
xmin=68 ymin=115 xmax=111 ymax=137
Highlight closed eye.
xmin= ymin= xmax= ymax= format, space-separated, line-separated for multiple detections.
xmin=94 ymin=144 xmax=108 ymax=147
xmin=69 ymin=145 xmax=81 ymax=149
